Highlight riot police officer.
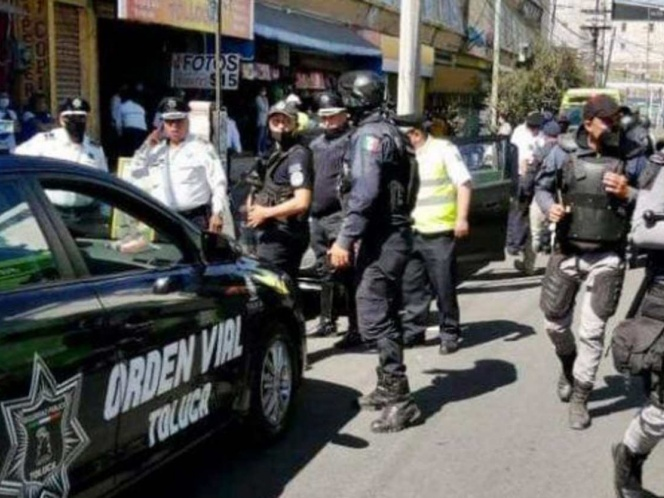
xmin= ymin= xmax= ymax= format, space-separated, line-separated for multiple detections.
xmin=309 ymin=92 xmax=361 ymax=347
xmin=535 ymin=94 xmax=643 ymax=430
xmin=247 ymin=100 xmax=313 ymax=281
xmin=328 ymin=71 xmax=420 ymax=433
xmin=611 ymin=151 xmax=664 ymax=498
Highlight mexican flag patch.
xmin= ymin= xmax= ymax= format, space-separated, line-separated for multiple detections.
xmin=362 ymin=135 xmax=381 ymax=153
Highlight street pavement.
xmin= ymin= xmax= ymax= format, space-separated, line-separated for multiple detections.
xmin=124 ymin=256 xmax=662 ymax=498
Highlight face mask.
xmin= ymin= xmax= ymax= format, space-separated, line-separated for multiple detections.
xmin=598 ymin=127 xmax=622 ymax=157
xmin=64 ymin=118 xmax=86 ymax=143
xmin=271 ymin=129 xmax=296 ymax=148
xmin=0 ymin=98 xmax=9 ymax=109
xmin=324 ymin=122 xmax=348 ymax=139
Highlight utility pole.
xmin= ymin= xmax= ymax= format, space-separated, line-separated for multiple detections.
xmin=647 ymin=7 xmax=653 ymax=121
xmin=214 ymin=0 xmax=228 ymax=180
xmin=397 ymin=0 xmax=421 ymax=114
xmin=490 ymin=0 xmax=501 ymax=129
xmin=581 ymin=1 xmax=611 ymax=86
xmin=549 ymin=0 xmax=557 ymax=44
xmin=603 ymin=27 xmax=616 ymax=87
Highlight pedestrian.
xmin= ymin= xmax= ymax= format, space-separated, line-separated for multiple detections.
xmin=329 ymin=71 xmax=420 ymax=433
xmin=497 ymin=112 xmax=512 ymax=136
xmin=255 ymin=87 xmax=269 ymax=156
xmin=507 ymin=111 xmax=544 ymax=274
xmin=0 ymin=91 xmax=19 ymax=154
xmin=117 ymin=85 xmax=148 ymax=157
xmin=246 ymin=100 xmax=313 ymax=282
xmin=611 ymin=150 xmax=664 ymax=497
xmin=128 ymin=96 xmax=228 ymax=233
xmin=396 ymin=113 xmax=472 ymax=354
xmin=19 ymin=91 xmax=55 ymax=143
xmin=308 ymin=91 xmax=360 ymax=348
xmin=535 ymin=94 xmax=641 ymax=430
xmin=225 ymin=111 xmax=242 ymax=178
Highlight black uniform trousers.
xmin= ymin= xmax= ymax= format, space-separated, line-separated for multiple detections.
xmin=356 ymin=226 xmax=412 ymax=376
xmin=401 ymin=231 xmax=461 ymax=342
xmin=257 ymin=224 xmax=309 ymax=283
xmin=311 ymin=211 xmax=357 ymax=322
xmin=179 ymin=204 xmax=211 ymax=232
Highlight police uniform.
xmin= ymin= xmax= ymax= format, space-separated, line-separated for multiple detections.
xmin=253 ymin=102 xmax=314 ymax=282
xmin=15 ymin=97 xmax=108 ymax=208
xmin=335 ymin=70 xmax=419 ymax=433
xmin=612 ymin=152 xmax=664 ymax=497
xmin=398 ymin=118 xmax=471 ymax=353
xmin=128 ymin=97 xmax=229 ymax=231
xmin=535 ymin=96 xmax=643 ymax=430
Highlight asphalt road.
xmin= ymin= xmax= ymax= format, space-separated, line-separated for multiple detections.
xmin=124 ymin=256 xmax=662 ymax=498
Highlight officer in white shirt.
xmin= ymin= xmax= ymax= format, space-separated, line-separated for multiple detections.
xmin=0 ymin=92 xmax=19 ymax=154
xmin=129 ymin=96 xmax=228 ymax=233
xmin=15 ymin=96 xmax=108 ymax=208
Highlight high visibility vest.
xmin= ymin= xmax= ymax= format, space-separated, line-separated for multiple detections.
xmin=412 ymin=139 xmax=458 ymax=234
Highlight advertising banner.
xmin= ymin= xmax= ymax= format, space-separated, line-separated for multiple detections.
xmin=117 ymin=0 xmax=254 ymax=40
xmin=171 ymin=53 xmax=241 ymax=90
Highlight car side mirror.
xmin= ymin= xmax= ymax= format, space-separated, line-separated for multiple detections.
xmin=202 ymin=231 xmax=240 ymax=262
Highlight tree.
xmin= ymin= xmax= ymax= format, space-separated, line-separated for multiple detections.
xmin=497 ymin=40 xmax=591 ymax=124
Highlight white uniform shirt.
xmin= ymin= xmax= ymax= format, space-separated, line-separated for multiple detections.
xmin=511 ymin=123 xmax=541 ymax=175
xmin=119 ymin=100 xmax=148 ymax=132
xmin=129 ymin=134 xmax=229 ymax=216
xmin=15 ymin=128 xmax=108 ymax=207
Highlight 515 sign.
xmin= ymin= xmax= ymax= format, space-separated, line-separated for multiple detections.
xmin=171 ymin=53 xmax=241 ymax=90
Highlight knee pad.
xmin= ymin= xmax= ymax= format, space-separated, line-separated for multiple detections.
xmin=540 ymin=255 xmax=580 ymax=320
xmin=591 ymin=267 xmax=626 ymax=320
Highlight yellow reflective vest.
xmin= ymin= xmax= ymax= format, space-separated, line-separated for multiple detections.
xmin=412 ymin=137 xmax=460 ymax=234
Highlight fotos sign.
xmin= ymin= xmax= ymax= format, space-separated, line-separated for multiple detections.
xmin=171 ymin=53 xmax=241 ymax=90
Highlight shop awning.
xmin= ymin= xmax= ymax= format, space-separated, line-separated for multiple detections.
xmin=254 ymin=4 xmax=381 ymax=58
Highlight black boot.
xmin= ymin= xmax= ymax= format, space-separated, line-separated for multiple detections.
xmin=370 ymin=375 xmax=421 ymax=433
xmin=312 ymin=282 xmax=336 ymax=337
xmin=613 ymin=442 xmax=648 ymax=498
xmin=334 ymin=330 xmax=364 ymax=350
xmin=357 ymin=368 xmax=391 ymax=411
xmin=569 ymin=379 xmax=593 ymax=430
xmin=557 ymin=352 xmax=577 ymax=403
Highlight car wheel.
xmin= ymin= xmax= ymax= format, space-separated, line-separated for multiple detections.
xmin=249 ymin=322 xmax=297 ymax=441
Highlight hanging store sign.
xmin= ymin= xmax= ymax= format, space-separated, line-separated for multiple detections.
xmin=171 ymin=53 xmax=241 ymax=90
xmin=117 ymin=0 xmax=254 ymax=40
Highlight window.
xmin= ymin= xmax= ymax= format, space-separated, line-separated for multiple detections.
xmin=0 ymin=183 xmax=58 ymax=292
xmin=421 ymin=0 xmax=465 ymax=34
xmin=43 ymin=186 xmax=185 ymax=277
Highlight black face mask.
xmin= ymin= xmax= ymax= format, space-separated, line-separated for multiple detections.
xmin=64 ymin=117 xmax=86 ymax=143
xmin=324 ymin=123 xmax=348 ymax=139
xmin=271 ymin=129 xmax=296 ymax=149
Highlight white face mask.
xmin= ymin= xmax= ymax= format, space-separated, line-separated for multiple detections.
xmin=0 ymin=98 xmax=9 ymax=109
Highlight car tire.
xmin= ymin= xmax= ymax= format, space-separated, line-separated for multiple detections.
xmin=248 ymin=321 xmax=297 ymax=442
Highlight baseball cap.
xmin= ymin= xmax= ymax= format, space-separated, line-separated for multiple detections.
xmin=158 ymin=97 xmax=189 ymax=120
xmin=59 ymin=96 xmax=90 ymax=116
xmin=542 ymin=120 xmax=561 ymax=138
xmin=583 ymin=94 xmax=620 ymax=121
xmin=268 ymin=100 xmax=298 ymax=120
xmin=525 ymin=112 xmax=544 ymax=128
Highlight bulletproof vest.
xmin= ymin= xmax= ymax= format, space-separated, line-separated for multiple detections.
xmin=559 ymin=155 xmax=629 ymax=248
xmin=311 ymin=129 xmax=351 ymax=217
xmin=254 ymin=147 xmax=299 ymax=208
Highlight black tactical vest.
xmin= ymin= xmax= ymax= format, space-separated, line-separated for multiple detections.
xmin=254 ymin=148 xmax=298 ymax=208
xmin=559 ymin=155 xmax=629 ymax=249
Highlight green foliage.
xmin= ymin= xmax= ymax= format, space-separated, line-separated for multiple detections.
xmin=498 ymin=40 xmax=591 ymax=123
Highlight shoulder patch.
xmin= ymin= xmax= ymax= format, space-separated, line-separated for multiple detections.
xmin=362 ymin=135 xmax=381 ymax=153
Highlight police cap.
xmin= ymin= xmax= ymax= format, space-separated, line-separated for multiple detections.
xmin=394 ymin=113 xmax=428 ymax=133
xmin=316 ymin=92 xmax=346 ymax=117
xmin=583 ymin=94 xmax=620 ymax=121
xmin=268 ymin=100 xmax=298 ymax=121
xmin=158 ymin=97 xmax=189 ymax=121
xmin=59 ymin=96 xmax=90 ymax=116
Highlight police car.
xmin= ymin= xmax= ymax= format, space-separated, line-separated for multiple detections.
xmin=0 ymin=156 xmax=305 ymax=498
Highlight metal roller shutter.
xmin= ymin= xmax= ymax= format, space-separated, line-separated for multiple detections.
xmin=54 ymin=3 xmax=82 ymax=102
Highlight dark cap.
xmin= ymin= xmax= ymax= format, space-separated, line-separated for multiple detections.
xmin=317 ymin=92 xmax=346 ymax=117
xmin=526 ymin=112 xmax=544 ymax=128
xmin=394 ymin=113 xmax=427 ymax=132
xmin=542 ymin=120 xmax=561 ymax=138
xmin=268 ymin=100 xmax=298 ymax=120
xmin=158 ymin=97 xmax=189 ymax=120
xmin=59 ymin=96 xmax=90 ymax=116
xmin=583 ymin=94 xmax=620 ymax=121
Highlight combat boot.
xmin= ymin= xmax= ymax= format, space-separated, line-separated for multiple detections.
xmin=370 ymin=376 xmax=421 ymax=433
xmin=613 ymin=442 xmax=648 ymax=498
xmin=569 ymin=379 xmax=593 ymax=430
xmin=556 ymin=352 xmax=577 ymax=403
xmin=312 ymin=282 xmax=336 ymax=337
xmin=356 ymin=368 xmax=391 ymax=411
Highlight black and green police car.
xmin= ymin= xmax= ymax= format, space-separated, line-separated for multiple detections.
xmin=0 ymin=156 xmax=306 ymax=498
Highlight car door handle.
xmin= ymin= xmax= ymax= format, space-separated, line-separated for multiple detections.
xmin=121 ymin=320 xmax=153 ymax=335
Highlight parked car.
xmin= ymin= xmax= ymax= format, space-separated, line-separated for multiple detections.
xmin=0 ymin=156 xmax=305 ymax=498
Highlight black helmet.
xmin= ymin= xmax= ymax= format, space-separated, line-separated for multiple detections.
xmin=337 ymin=71 xmax=385 ymax=111
xmin=316 ymin=91 xmax=345 ymax=117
